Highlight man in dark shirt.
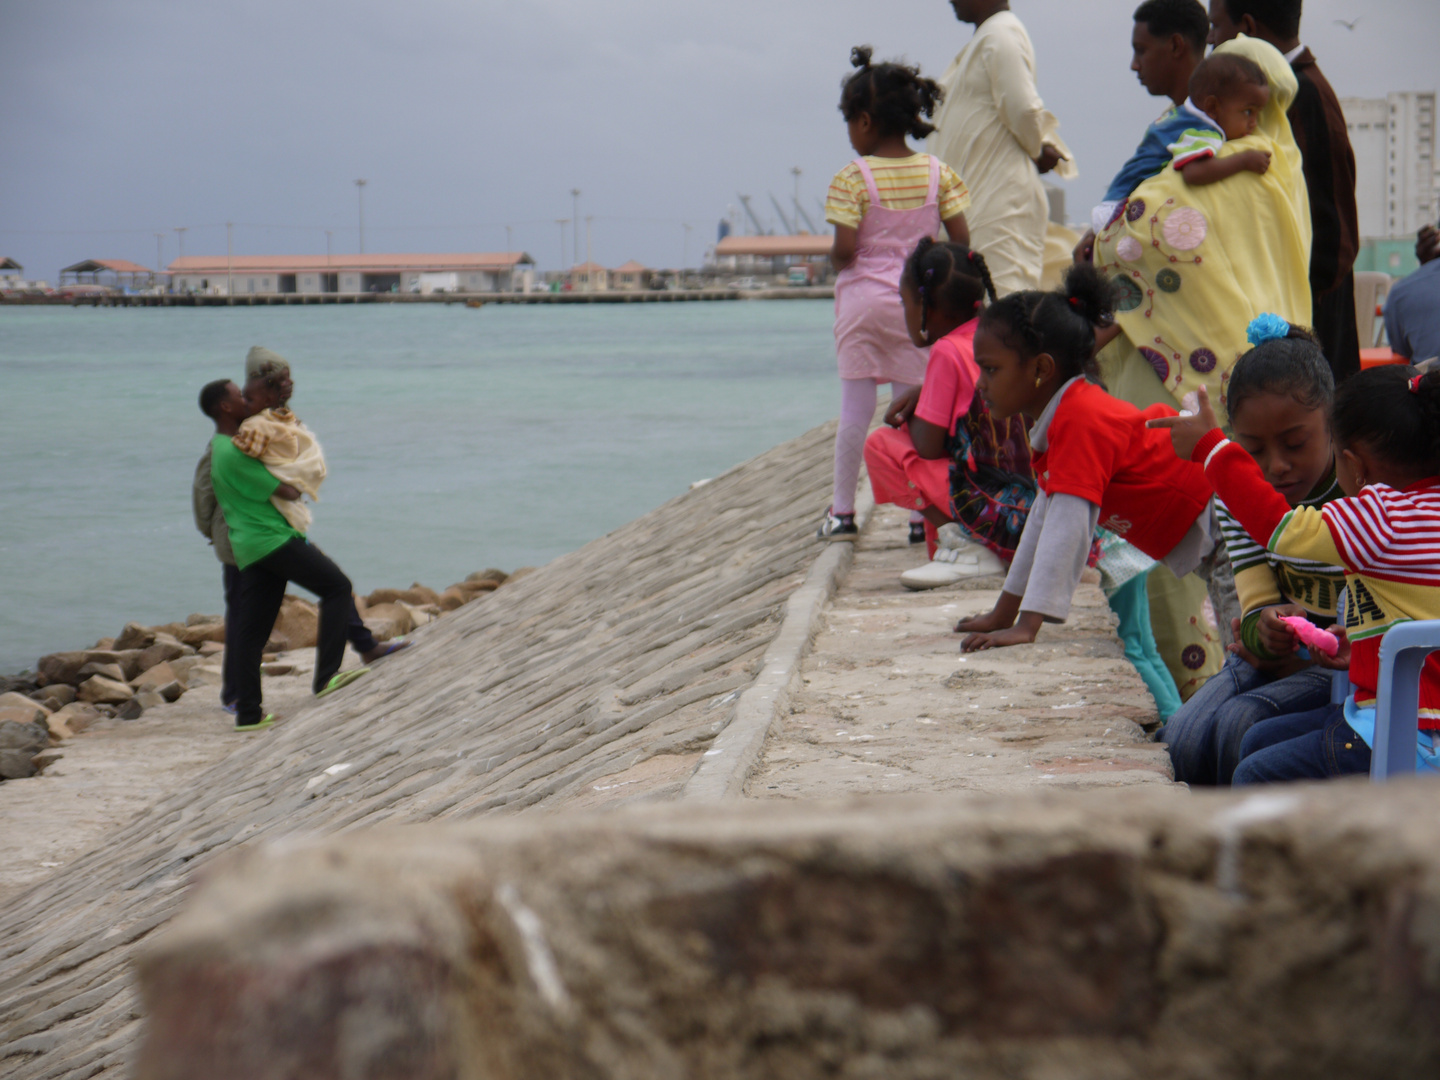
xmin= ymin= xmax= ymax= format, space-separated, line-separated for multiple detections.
xmin=1208 ymin=0 xmax=1360 ymax=382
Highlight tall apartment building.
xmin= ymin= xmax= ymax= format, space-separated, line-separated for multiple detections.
xmin=1343 ymin=91 xmax=1437 ymax=240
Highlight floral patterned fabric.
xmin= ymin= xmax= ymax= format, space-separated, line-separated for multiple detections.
xmin=1093 ymin=36 xmax=1312 ymax=420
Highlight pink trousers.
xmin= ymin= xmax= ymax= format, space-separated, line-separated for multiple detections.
xmin=864 ymin=425 xmax=951 ymax=556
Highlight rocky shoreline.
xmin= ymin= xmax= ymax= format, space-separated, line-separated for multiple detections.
xmin=0 ymin=566 xmax=531 ymax=783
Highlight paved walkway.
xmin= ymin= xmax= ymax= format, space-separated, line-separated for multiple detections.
xmin=749 ymin=502 xmax=1176 ymax=799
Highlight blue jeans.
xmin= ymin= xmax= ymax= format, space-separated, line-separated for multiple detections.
xmin=1159 ymin=654 xmax=1334 ymax=786
xmin=1233 ymin=704 xmax=1371 ymax=784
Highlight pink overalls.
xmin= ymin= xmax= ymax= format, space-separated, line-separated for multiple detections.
xmin=833 ymin=155 xmax=942 ymax=383
xmin=829 ymin=155 xmax=943 ymax=516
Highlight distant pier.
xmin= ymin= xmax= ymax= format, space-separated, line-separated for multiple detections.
xmin=1 ymin=287 xmax=834 ymax=308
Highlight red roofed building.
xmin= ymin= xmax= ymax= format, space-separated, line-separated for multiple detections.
xmin=710 ymin=235 xmax=832 ymax=281
xmin=166 ymin=252 xmax=535 ymax=296
xmin=59 ymin=259 xmax=160 ymax=290
xmin=610 ymin=260 xmax=651 ymax=292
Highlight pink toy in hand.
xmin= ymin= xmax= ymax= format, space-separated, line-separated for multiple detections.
xmin=1279 ymin=616 xmax=1340 ymax=658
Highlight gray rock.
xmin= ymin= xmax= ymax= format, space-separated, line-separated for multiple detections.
xmin=0 ymin=690 xmax=48 ymax=713
xmin=114 ymin=622 xmax=157 ymax=651
xmin=0 ymin=748 xmax=37 ymax=780
xmin=156 ymin=681 xmax=186 ymax=703
xmin=78 ymin=674 xmax=135 ymax=705
xmin=0 ymin=719 xmax=48 ymax=751
xmin=37 ymin=649 xmax=134 ymax=687
xmin=78 ymin=661 xmax=126 ymax=684
xmin=116 ymin=698 xmax=146 ymax=721
xmin=31 ymin=748 xmax=63 ymax=773
xmin=136 ymin=640 xmax=188 ymax=673
xmin=186 ymin=613 xmax=224 ymax=627
xmin=39 ymin=683 xmax=76 ymax=710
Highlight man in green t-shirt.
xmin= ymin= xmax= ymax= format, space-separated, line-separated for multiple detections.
xmin=199 ymin=379 xmax=371 ymax=730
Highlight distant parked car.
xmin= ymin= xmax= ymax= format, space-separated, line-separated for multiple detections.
xmin=727 ymin=277 xmax=764 ymax=290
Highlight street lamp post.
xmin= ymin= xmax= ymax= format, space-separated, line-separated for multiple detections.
xmin=355 ymin=179 xmax=367 ymax=254
xmin=556 ymin=219 xmax=569 ymax=281
xmin=681 ymin=223 xmax=693 ymax=284
xmin=570 ymin=188 xmax=580 ymax=266
xmin=173 ymin=226 xmax=187 ymax=259
xmin=226 ymin=221 xmax=233 ymax=299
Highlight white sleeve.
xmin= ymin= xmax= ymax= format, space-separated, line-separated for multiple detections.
xmin=1002 ymin=489 xmax=1048 ymax=599
xmin=1019 ymin=493 xmax=1100 ymax=622
xmin=983 ymin=29 xmax=1047 ymax=159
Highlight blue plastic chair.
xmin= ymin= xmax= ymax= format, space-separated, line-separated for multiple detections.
xmin=1370 ymin=620 xmax=1440 ymax=781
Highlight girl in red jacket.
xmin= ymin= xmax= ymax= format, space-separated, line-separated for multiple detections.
xmin=957 ymin=265 xmax=1215 ymax=652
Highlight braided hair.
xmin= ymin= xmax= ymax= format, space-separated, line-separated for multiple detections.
xmin=978 ymin=264 xmax=1119 ymax=383
xmin=839 ymin=46 xmax=945 ymax=141
xmin=1332 ymin=366 xmax=1440 ymax=476
xmin=903 ymin=238 xmax=996 ymax=329
xmin=1227 ymin=323 xmax=1333 ymax=422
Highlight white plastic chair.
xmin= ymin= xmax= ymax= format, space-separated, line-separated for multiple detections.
xmin=1354 ymin=271 xmax=1393 ymax=349
xmin=1370 ymin=620 xmax=1440 ymax=781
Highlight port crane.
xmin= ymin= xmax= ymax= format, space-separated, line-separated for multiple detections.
xmin=768 ymin=193 xmax=797 ymax=235
xmin=737 ymin=194 xmax=769 ymax=236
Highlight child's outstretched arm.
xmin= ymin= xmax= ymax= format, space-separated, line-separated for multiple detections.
xmin=958 ymin=490 xmax=1098 ymax=652
xmin=1178 ymin=149 xmax=1271 ymax=186
xmin=1148 ymin=387 xmax=1346 ymax=567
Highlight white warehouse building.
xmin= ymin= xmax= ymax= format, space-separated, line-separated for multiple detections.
xmin=166 ymin=253 xmax=536 ymax=296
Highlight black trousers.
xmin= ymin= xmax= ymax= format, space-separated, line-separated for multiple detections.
xmin=231 ymin=538 xmax=355 ymax=724
xmin=220 ymin=558 xmax=377 ymax=708
xmin=221 ymin=563 xmax=241 ymax=705
xmin=1313 ymin=274 xmax=1360 ymax=385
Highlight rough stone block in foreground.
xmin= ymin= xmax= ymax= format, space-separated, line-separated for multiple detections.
xmin=135 ymin=782 xmax=1440 ymax=1079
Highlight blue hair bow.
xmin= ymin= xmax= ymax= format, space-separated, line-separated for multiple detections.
xmin=1247 ymin=313 xmax=1290 ymax=347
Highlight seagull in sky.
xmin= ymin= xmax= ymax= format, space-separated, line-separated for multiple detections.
xmin=1334 ymin=17 xmax=1360 ymax=31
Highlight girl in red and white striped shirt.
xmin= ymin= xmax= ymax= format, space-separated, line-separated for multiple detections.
xmin=1151 ymin=362 xmax=1440 ymax=782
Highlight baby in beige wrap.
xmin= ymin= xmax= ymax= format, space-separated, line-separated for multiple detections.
xmin=234 ymin=362 xmax=327 ymax=531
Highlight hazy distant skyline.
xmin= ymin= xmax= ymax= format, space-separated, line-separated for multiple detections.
xmin=2 ymin=0 xmax=1435 ymax=280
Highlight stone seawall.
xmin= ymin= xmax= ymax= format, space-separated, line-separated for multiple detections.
xmin=132 ymin=784 xmax=1440 ymax=1079
xmin=0 ymin=422 xmax=841 ymax=1078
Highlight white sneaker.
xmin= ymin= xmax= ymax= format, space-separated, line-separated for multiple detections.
xmin=900 ymin=543 xmax=1006 ymax=590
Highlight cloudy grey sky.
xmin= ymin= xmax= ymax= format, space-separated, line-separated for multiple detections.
xmin=1 ymin=0 xmax=1434 ymax=279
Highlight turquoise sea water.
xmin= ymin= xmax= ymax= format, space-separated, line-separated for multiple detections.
xmin=0 ymin=301 xmax=840 ymax=673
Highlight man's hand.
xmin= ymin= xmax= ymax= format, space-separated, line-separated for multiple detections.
xmin=1073 ymin=229 xmax=1096 ymax=265
xmin=885 ymin=386 xmax=921 ymax=428
xmin=1238 ymin=149 xmax=1272 ymax=175
xmin=1146 ymin=384 xmax=1221 ymax=461
xmin=1034 ymin=144 xmax=1067 ymax=175
xmin=274 ymin=483 xmax=302 ymax=501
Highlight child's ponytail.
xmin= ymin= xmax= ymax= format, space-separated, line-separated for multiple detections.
xmin=980 ymin=264 xmax=1119 ymax=383
xmin=839 ymin=46 xmax=945 ymax=141
xmin=1332 ymin=365 xmax=1440 ymax=475
xmin=1414 ymin=370 xmax=1440 ymax=466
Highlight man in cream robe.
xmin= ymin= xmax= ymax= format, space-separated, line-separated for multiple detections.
xmin=929 ymin=1 xmax=1075 ymax=296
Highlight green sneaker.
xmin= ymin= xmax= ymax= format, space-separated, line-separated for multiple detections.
xmin=316 ymin=667 xmax=371 ymax=698
xmin=235 ymin=714 xmax=277 ymax=732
